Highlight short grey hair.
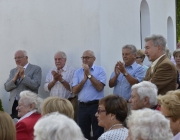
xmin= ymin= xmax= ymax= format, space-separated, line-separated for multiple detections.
xmin=34 ymin=112 xmax=85 ymax=140
xmin=122 ymin=44 xmax=137 ymax=54
xmin=145 ymin=34 xmax=166 ymax=51
xmin=54 ymin=51 xmax=67 ymax=59
xmin=127 ymin=108 xmax=173 ymax=140
xmin=20 ymin=91 xmax=43 ymax=113
xmin=131 ymin=81 xmax=157 ymax=106
xmin=165 ymin=47 xmax=171 ymax=59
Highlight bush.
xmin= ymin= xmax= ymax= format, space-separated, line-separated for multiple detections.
xmin=177 ymin=0 xmax=180 ymax=42
xmin=0 ymin=99 xmax=4 ymax=111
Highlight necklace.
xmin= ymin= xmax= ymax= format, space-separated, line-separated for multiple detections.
xmin=108 ymin=123 xmax=123 ymax=131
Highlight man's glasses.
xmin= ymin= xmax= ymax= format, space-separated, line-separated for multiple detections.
xmin=14 ymin=56 xmax=25 ymax=60
xmin=81 ymin=56 xmax=94 ymax=60
xmin=165 ymin=115 xmax=173 ymax=118
xmin=136 ymin=57 xmax=142 ymax=59
xmin=97 ymin=109 xmax=106 ymax=114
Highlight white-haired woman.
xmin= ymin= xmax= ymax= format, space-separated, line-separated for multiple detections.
xmin=126 ymin=108 xmax=173 ymax=140
xmin=34 ymin=112 xmax=85 ymax=140
xmin=16 ymin=90 xmax=43 ymax=140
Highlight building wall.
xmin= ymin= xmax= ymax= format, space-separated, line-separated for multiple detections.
xmin=0 ymin=0 xmax=176 ymax=112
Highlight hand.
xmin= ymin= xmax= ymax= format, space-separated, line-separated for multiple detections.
xmin=13 ymin=69 xmax=20 ymax=82
xmin=117 ymin=61 xmax=126 ymax=74
xmin=114 ymin=62 xmax=120 ymax=76
xmin=82 ymin=64 xmax=90 ymax=76
xmin=51 ymin=70 xmax=60 ymax=82
xmin=17 ymin=65 xmax=25 ymax=78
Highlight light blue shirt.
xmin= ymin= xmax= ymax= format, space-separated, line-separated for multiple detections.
xmin=72 ymin=64 xmax=106 ymax=102
xmin=110 ymin=62 xmax=145 ymax=100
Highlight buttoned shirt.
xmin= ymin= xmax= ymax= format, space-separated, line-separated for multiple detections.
xmin=44 ymin=64 xmax=75 ymax=99
xmin=72 ymin=64 xmax=106 ymax=102
xmin=110 ymin=62 xmax=145 ymax=100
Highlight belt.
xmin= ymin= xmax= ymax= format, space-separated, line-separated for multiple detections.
xmin=79 ymin=100 xmax=99 ymax=106
xmin=68 ymin=96 xmax=77 ymax=101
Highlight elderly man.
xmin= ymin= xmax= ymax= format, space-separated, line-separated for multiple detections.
xmin=72 ymin=50 xmax=106 ymax=140
xmin=4 ymin=50 xmax=42 ymax=119
xmin=144 ymin=34 xmax=177 ymax=95
xmin=44 ymin=51 xmax=77 ymax=121
xmin=129 ymin=81 xmax=158 ymax=110
xmin=109 ymin=44 xmax=145 ymax=101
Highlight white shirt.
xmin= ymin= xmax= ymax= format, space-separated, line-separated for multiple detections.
xmin=18 ymin=109 xmax=37 ymax=122
xmin=44 ymin=64 xmax=75 ymax=99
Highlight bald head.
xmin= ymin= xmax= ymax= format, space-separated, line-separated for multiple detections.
xmin=82 ymin=50 xmax=96 ymax=68
xmin=14 ymin=50 xmax=28 ymax=66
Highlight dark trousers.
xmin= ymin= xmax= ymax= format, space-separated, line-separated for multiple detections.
xmin=78 ymin=102 xmax=104 ymax=140
xmin=11 ymin=100 xmax=19 ymax=119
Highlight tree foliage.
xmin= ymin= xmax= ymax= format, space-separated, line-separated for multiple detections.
xmin=177 ymin=0 xmax=180 ymax=42
xmin=0 ymin=99 xmax=4 ymax=111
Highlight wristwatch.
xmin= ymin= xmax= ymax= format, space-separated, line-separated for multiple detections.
xmin=123 ymin=72 xmax=129 ymax=77
xmin=88 ymin=75 xmax=92 ymax=79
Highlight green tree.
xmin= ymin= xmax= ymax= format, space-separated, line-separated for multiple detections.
xmin=177 ymin=0 xmax=180 ymax=42
xmin=0 ymin=99 xmax=4 ymax=111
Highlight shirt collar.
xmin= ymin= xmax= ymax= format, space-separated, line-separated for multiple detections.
xmin=125 ymin=61 xmax=137 ymax=69
xmin=23 ymin=63 xmax=29 ymax=69
xmin=18 ymin=109 xmax=37 ymax=122
xmin=151 ymin=54 xmax=165 ymax=67
xmin=62 ymin=63 xmax=67 ymax=72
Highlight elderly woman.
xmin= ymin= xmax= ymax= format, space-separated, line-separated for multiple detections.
xmin=136 ymin=49 xmax=148 ymax=71
xmin=126 ymin=108 xmax=173 ymax=140
xmin=95 ymin=95 xmax=128 ymax=140
xmin=0 ymin=111 xmax=16 ymax=140
xmin=16 ymin=90 xmax=43 ymax=140
xmin=158 ymin=90 xmax=180 ymax=140
xmin=41 ymin=96 xmax=74 ymax=118
xmin=34 ymin=112 xmax=84 ymax=140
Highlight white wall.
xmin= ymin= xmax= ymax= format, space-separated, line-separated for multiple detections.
xmin=0 ymin=0 xmax=176 ymax=112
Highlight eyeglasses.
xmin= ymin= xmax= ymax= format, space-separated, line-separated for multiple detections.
xmin=165 ymin=115 xmax=173 ymax=118
xmin=81 ymin=56 xmax=94 ymax=60
xmin=136 ymin=57 xmax=142 ymax=59
xmin=14 ymin=56 xmax=25 ymax=60
xmin=97 ymin=109 xmax=106 ymax=114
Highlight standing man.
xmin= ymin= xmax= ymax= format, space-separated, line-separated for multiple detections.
xmin=44 ymin=51 xmax=77 ymax=121
xmin=4 ymin=50 xmax=42 ymax=118
xmin=144 ymin=34 xmax=177 ymax=95
xmin=109 ymin=45 xmax=145 ymax=102
xmin=72 ymin=50 xmax=106 ymax=140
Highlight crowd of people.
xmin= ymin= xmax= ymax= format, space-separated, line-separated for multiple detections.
xmin=0 ymin=34 xmax=180 ymax=140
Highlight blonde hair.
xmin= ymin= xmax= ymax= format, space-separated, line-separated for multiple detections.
xmin=136 ymin=49 xmax=145 ymax=59
xmin=42 ymin=97 xmax=74 ymax=119
xmin=0 ymin=111 xmax=16 ymax=140
xmin=158 ymin=90 xmax=180 ymax=122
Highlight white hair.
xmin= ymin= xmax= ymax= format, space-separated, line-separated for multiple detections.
xmin=54 ymin=51 xmax=67 ymax=59
xmin=34 ymin=112 xmax=84 ymax=140
xmin=20 ymin=90 xmax=43 ymax=113
xmin=131 ymin=81 xmax=157 ymax=106
xmin=127 ymin=108 xmax=173 ymax=140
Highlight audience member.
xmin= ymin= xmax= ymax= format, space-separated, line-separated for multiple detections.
xmin=171 ymin=42 xmax=180 ymax=64
xmin=34 ymin=112 xmax=85 ymax=140
xmin=0 ymin=111 xmax=16 ymax=140
xmin=16 ymin=90 xmax=43 ymax=140
xmin=129 ymin=81 xmax=158 ymax=110
xmin=158 ymin=90 xmax=180 ymax=139
xmin=72 ymin=50 xmax=106 ymax=140
xmin=173 ymin=49 xmax=180 ymax=89
xmin=4 ymin=50 xmax=42 ymax=118
xmin=144 ymin=34 xmax=177 ymax=95
xmin=109 ymin=45 xmax=145 ymax=102
xmin=41 ymin=96 xmax=74 ymax=119
xmin=126 ymin=108 xmax=173 ymax=140
xmin=136 ymin=49 xmax=148 ymax=71
xmin=44 ymin=51 xmax=77 ymax=121
xmin=95 ymin=95 xmax=128 ymax=140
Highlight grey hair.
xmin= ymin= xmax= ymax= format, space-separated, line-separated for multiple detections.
xmin=145 ymin=34 xmax=166 ymax=51
xmin=20 ymin=90 xmax=43 ymax=113
xmin=127 ymin=108 xmax=173 ymax=140
xmin=165 ymin=47 xmax=171 ymax=59
xmin=34 ymin=112 xmax=84 ymax=140
xmin=122 ymin=44 xmax=137 ymax=54
xmin=54 ymin=51 xmax=67 ymax=59
xmin=131 ymin=81 xmax=158 ymax=106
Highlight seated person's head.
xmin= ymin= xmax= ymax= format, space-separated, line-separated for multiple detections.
xmin=129 ymin=81 xmax=157 ymax=110
xmin=95 ymin=94 xmax=128 ymax=130
xmin=34 ymin=112 xmax=84 ymax=140
xmin=42 ymin=97 xmax=74 ymax=119
xmin=17 ymin=90 xmax=43 ymax=118
xmin=158 ymin=90 xmax=180 ymax=136
xmin=126 ymin=108 xmax=173 ymax=140
xmin=0 ymin=111 xmax=16 ymax=140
